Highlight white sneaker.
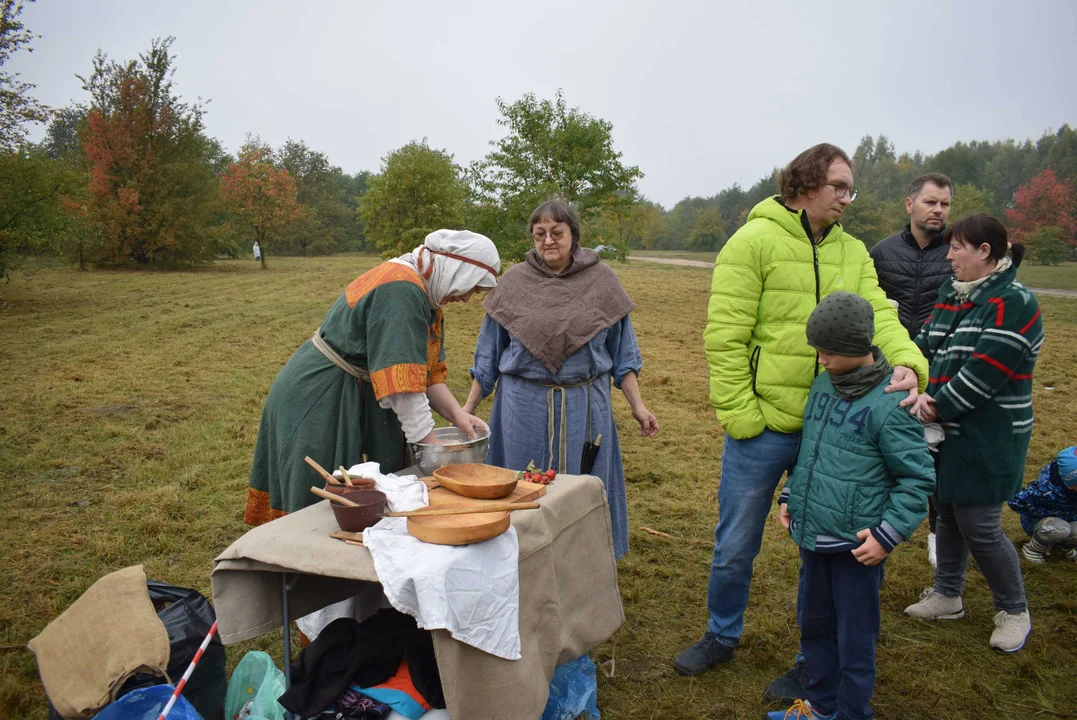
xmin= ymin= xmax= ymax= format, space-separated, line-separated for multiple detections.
xmin=904 ymin=587 xmax=965 ymax=620
xmin=927 ymin=532 xmax=937 ymax=569
xmin=990 ymin=610 xmax=1031 ymax=652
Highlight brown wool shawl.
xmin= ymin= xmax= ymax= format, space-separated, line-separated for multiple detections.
xmin=483 ymin=247 xmax=636 ymax=374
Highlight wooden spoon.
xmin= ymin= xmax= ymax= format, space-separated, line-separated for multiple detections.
xmin=305 ymin=456 xmax=342 ymax=485
xmin=339 ymin=465 xmax=355 ymax=487
xmin=310 ymin=486 xmax=359 ymax=506
xmin=384 ymin=501 xmax=539 ymax=518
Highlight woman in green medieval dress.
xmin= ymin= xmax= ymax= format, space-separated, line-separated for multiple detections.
xmin=244 ymin=230 xmax=500 ymax=526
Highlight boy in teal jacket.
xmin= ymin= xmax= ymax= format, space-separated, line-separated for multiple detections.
xmin=771 ymin=292 xmax=935 ymax=720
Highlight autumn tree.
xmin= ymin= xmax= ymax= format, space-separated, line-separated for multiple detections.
xmin=80 ymin=37 xmax=220 ymax=265
xmin=359 ymin=140 xmax=468 ymax=257
xmin=1005 ymin=169 xmax=1077 ymax=247
xmin=470 ymin=90 xmax=642 ymax=259
xmin=219 ymin=138 xmax=304 ymax=269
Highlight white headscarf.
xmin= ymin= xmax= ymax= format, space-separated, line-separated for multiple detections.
xmin=389 ymin=230 xmax=501 ymax=308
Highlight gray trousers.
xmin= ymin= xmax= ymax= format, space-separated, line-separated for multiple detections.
xmin=1033 ymin=517 xmax=1077 ymax=546
xmin=934 ymin=501 xmax=1027 ymax=613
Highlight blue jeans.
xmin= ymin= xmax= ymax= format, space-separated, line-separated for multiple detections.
xmin=800 ymin=548 xmax=884 ymax=720
xmin=706 ymin=429 xmax=801 ymax=643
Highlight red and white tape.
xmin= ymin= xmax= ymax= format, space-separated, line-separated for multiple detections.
xmin=157 ymin=620 xmax=218 ymax=720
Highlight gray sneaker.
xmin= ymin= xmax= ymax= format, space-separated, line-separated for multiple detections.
xmin=673 ymin=631 xmax=734 ymax=676
xmin=904 ymin=587 xmax=965 ymax=620
xmin=990 ymin=610 xmax=1031 ymax=652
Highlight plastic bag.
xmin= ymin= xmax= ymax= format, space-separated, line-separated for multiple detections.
xmin=48 ymin=581 xmax=225 ymax=720
xmin=147 ymin=580 xmax=227 ymax=720
xmin=225 ymin=651 xmax=286 ymax=720
xmin=541 ymin=654 xmax=601 ymax=720
xmin=92 ymin=685 xmax=202 ymax=720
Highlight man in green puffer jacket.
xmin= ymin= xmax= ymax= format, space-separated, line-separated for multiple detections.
xmin=768 ymin=292 xmax=934 ymax=720
xmin=675 ymin=144 xmax=930 ymax=690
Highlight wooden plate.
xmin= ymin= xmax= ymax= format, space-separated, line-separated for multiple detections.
xmin=407 ymin=511 xmax=511 ymax=546
xmin=432 ymin=463 xmax=519 ymax=499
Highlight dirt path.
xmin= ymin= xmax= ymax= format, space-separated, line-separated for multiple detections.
xmin=627 ymin=255 xmax=1077 ymax=298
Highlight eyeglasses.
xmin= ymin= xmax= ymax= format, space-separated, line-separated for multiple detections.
xmin=824 ymin=183 xmax=858 ymax=201
xmin=532 ymin=228 xmax=567 ymax=242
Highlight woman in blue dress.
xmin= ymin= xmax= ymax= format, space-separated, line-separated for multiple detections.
xmin=463 ymin=200 xmax=659 ymax=559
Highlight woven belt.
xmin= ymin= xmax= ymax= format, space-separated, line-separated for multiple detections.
xmin=525 ymin=377 xmax=597 ymax=472
xmin=311 ymin=329 xmax=371 ymax=382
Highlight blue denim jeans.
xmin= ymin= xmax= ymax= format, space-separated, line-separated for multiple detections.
xmin=800 ymin=547 xmax=884 ymax=720
xmin=707 ymin=429 xmax=801 ymax=644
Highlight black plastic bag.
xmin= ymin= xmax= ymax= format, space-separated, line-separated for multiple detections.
xmin=47 ymin=580 xmax=226 ymax=720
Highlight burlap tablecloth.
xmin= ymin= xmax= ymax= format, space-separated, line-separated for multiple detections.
xmin=211 ymin=473 xmax=623 ymax=720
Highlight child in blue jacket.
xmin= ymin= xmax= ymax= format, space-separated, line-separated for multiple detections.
xmin=1008 ymin=446 xmax=1077 ymax=563
xmin=771 ymin=292 xmax=935 ymax=720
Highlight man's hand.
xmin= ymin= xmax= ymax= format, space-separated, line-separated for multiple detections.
xmin=886 ymin=365 xmax=919 ymax=408
xmin=852 ymin=529 xmax=889 ymax=566
xmin=779 ymin=503 xmax=791 ymax=530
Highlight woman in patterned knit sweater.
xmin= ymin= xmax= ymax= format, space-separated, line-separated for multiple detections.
xmin=903 ymin=215 xmax=1043 ymax=654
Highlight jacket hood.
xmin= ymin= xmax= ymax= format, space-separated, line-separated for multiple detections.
xmin=747 ymin=196 xmax=844 ymax=245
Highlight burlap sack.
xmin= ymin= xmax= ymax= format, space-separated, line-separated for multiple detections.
xmin=28 ymin=565 xmax=171 ymax=719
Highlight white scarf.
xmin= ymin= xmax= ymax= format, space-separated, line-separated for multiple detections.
xmin=389 ymin=230 xmax=500 ymax=308
xmin=952 ymin=255 xmax=1012 ymax=302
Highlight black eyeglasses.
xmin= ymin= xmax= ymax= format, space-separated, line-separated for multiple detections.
xmin=824 ymin=183 xmax=858 ymax=201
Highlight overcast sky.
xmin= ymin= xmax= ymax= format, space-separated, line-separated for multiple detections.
xmin=11 ymin=0 xmax=1077 ymax=208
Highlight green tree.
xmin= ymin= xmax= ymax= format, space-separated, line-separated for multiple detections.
xmin=359 ymin=140 xmax=468 ymax=257
xmin=79 ymin=37 xmax=220 ymax=265
xmin=686 ymin=207 xmax=727 ymax=251
xmin=470 ymin=90 xmax=642 ymax=259
xmin=278 ymin=139 xmax=354 ymax=255
xmin=949 ymin=183 xmax=996 ymax=221
xmin=1025 ymin=225 xmax=1069 ymax=265
xmin=0 ymin=0 xmax=50 ymax=152
xmin=839 ymin=191 xmax=896 ymax=246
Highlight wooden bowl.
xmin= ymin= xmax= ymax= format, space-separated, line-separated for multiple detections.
xmin=407 ymin=511 xmax=511 ymax=546
xmin=330 ymin=489 xmax=386 ymax=533
xmin=432 ymin=463 xmax=518 ymax=500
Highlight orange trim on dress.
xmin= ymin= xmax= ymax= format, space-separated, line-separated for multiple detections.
xmin=370 ymin=363 xmax=429 ymax=399
xmin=346 ymin=263 xmax=425 ymax=308
xmin=426 ymin=306 xmax=447 ymax=386
xmin=244 ymin=487 xmax=287 ymax=527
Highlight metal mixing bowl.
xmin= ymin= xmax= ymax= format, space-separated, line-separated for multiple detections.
xmin=409 ymin=426 xmax=490 ymax=475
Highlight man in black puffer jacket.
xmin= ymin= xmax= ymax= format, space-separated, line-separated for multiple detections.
xmin=869 ymin=172 xmax=953 ymax=575
xmin=870 ymin=173 xmax=954 ymax=338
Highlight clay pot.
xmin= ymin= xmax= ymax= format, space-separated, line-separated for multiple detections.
xmin=330 ymin=489 xmax=387 ymax=533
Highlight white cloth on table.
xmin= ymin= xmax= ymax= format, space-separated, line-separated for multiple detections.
xmin=333 ymin=461 xmax=428 ymax=512
xmin=297 ymin=462 xmax=429 ymax=640
xmin=363 ymin=518 xmax=521 ymax=660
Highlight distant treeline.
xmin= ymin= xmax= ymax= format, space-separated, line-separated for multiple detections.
xmin=2 ymin=23 xmax=1075 ymax=275
xmin=634 ymin=129 xmax=1077 ymax=253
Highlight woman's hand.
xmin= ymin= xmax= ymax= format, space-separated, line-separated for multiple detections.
xmin=886 ymin=365 xmax=920 ymax=408
xmin=910 ymin=393 xmax=938 ymax=423
xmin=451 ymin=410 xmax=489 ymax=440
xmin=632 ymin=404 xmax=659 ymax=437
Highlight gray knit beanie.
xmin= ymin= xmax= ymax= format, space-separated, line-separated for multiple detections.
xmin=805 ymin=291 xmax=875 ymax=356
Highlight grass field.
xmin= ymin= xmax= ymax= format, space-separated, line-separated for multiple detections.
xmin=2 ymin=256 xmax=1076 ymax=719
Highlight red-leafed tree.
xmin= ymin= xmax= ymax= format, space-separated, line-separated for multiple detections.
xmin=220 ymin=138 xmax=304 ymax=269
xmin=79 ymin=37 xmax=219 ymax=265
xmin=1005 ymin=169 xmax=1077 ymax=247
